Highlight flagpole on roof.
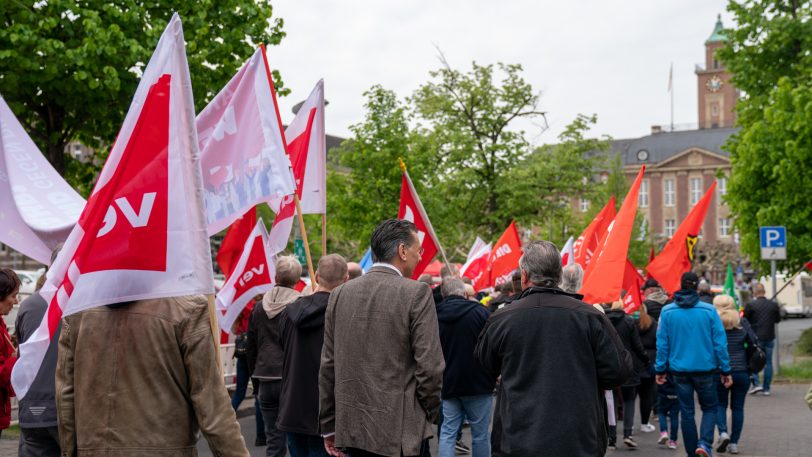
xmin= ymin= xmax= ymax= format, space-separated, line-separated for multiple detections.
xmin=398 ymin=158 xmax=452 ymax=273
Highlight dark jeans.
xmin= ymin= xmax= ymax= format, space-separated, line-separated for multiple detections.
xmin=621 ymin=385 xmax=637 ymax=438
xmin=288 ymin=432 xmax=329 ymax=457
xmin=231 ymin=357 xmax=249 ymax=410
xmin=347 ymin=439 xmax=431 ymax=457
xmin=675 ymin=374 xmax=719 ymax=454
xmin=18 ymin=426 xmax=60 ymax=457
xmin=657 ymin=392 xmax=679 ymax=441
xmin=751 ymin=339 xmax=775 ymax=391
xmin=717 ymin=370 xmax=749 ymax=444
xmin=259 ymin=380 xmax=285 ymax=457
xmin=638 ymin=376 xmax=657 ymax=424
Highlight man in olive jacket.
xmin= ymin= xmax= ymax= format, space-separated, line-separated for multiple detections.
xmin=319 ymin=219 xmax=445 ymax=457
xmin=476 ymin=241 xmax=633 ymax=457
xmin=56 ymin=295 xmax=249 ymax=457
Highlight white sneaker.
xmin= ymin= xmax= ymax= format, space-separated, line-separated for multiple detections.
xmin=717 ymin=432 xmax=730 ymax=453
xmin=728 ymin=443 xmax=739 ymax=454
xmin=748 ymin=385 xmax=763 ymax=395
xmin=762 ymin=390 xmax=771 ymax=396
xmin=640 ymin=423 xmax=656 ymax=433
xmin=658 ymin=432 xmax=669 ymax=445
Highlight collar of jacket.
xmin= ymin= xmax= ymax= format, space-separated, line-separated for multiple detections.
xmin=517 ymin=286 xmax=583 ymax=301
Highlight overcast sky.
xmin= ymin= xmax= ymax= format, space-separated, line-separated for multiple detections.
xmin=265 ymin=0 xmax=732 ymax=145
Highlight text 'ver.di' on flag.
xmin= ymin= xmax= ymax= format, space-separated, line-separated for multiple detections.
xmin=488 ymin=221 xmax=523 ymax=288
xmin=646 ymin=181 xmax=716 ymax=294
xmin=580 ymin=166 xmax=645 ymax=304
xmin=622 ymin=259 xmax=644 ymax=314
xmin=12 ymin=14 xmax=214 ymax=399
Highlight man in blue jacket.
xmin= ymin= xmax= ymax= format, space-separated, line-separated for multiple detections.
xmin=656 ymin=272 xmax=732 ymax=457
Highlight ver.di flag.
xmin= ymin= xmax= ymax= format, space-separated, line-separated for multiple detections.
xmin=461 ymin=237 xmax=491 ymax=291
xmin=487 ymin=221 xmax=523 ymax=289
xmin=12 ymin=14 xmax=214 ymax=399
xmin=217 ymin=207 xmax=257 ymax=277
xmin=398 ymin=164 xmax=444 ymax=279
xmin=622 ymin=259 xmax=644 ymax=314
xmin=216 ymin=220 xmax=274 ymax=332
xmin=0 ymin=95 xmax=85 ymax=264
xmin=197 ymin=47 xmax=296 ymax=236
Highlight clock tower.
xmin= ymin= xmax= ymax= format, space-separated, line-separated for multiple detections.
xmin=696 ymin=15 xmax=737 ymax=129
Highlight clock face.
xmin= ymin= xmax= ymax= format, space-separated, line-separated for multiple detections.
xmin=637 ymin=149 xmax=649 ymax=161
xmin=706 ymin=76 xmax=723 ymax=93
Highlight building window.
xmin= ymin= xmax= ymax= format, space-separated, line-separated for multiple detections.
xmin=580 ymin=198 xmax=590 ymax=212
xmin=639 ymin=179 xmax=649 ymax=208
xmin=719 ymin=218 xmax=731 ymax=237
xmin=664 ymin=179 xmax=675 ymax=207
xmin=718 ymin=176 xmax=727 ymax=201
xmin=665 ymin=219 xmax=676 ymax=237
xmin=690 ymin=177 xmax=702 ymax=205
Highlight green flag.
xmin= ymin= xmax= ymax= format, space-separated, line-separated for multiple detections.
xmin=724 ymin=263 xmax=739 ymax=310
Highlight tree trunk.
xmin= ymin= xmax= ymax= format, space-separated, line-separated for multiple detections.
xmin=47 ymin=140 xmax=66 ymax=175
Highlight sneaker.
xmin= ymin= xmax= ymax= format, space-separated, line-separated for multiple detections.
xmin=728 ymin=443 xmax=739 ymax=454
xmin=667 ymin=440 xmax=678 ymax=449
xmin=695 ymin=443 xmax=712 ymax=456
xmin=455 ymin=440 xmax=471 ymax=454
xmin=607 ymin=444 xmax=617 ymax=451
xmin=623 ymin=436 xmax=638 ymax=448
xmin=254 ymin=437 xmax=266 ymax=447
xmin=717 ymin=432 xmax=730 ymax=453
xmin=762 ymin=390 xmax=771 ymax=396
xmin=640 ymin=423 xmax=656 ymax=433
xmin=748 ymin=385 xmax=763 ymax=395
xmin=658 ymin=432 xmax=669 ymax=445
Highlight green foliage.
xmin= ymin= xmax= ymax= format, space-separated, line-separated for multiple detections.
xmin=720 ymin=1 xmax=812 ymax=272
xmin=778 ymin=359 xmax=812 ymax=382
xmin=0 ymin=0 xmax=286 ymax=191
xmin=794 ymin=327 xmax=812 ymax=357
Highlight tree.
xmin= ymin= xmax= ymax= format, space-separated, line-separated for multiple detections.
xmin=410 ymin=61 xmax=546 ymax=239
xmin=719 ymin=0 xmax=812 ymax=272
xmin=0 ymin=1 xmax=286 ymax=193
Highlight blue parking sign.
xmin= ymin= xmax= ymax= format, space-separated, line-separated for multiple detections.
xmin=759 ymin=226 xmax=786 ymax=260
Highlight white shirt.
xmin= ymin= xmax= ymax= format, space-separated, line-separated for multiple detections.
xmin=370 ymin=262 xmax=403 ymax=277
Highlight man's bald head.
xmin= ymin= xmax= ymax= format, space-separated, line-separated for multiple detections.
xmin=753 ymin=282 xmax=766 ymax=297
xmin=347 ymin=262 xmax=363 ymax=280
xmin=316 ymin=254 xmax=349 ymax=291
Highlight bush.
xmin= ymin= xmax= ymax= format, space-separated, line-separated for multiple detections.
xmin=794 ymin=328 xmax=812 ymax=357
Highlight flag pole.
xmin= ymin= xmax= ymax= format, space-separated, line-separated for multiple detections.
xmin=207 ymin=295 xmax=223 ymax=376
xmin=294 ymin=195 xmax=317 ymax=290
xmin=769 ymin=257 xmax=812 ymax=302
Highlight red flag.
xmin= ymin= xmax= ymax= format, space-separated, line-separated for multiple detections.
xmin=12 ymin=14 xmax=214 ymax=399
xmin=461 ymin=237 xmax=491 ymax=291
xmin=398 ymin=168 xmax=442 ymax=279
xmin=573 ymin=197 xmax=616 ymax=269
xmin=622 ymin=259 xmax=644 ymax=314
xmin=646 ymin=181 xmax=717 ymax=294
xmin=488 ymin=221 xmax=523 ymax=288
xmin=217 ymin=207 xmax=257 ymax=277
xmin=645 ymin=246 xmax=656 ymax=279
xmin=804 ymin=259 xmax=812 ymax=271
xmin=580 ymin=167 xmax=645 ymax=304
xmin=216 ymin=220 xmax=274 ymax=331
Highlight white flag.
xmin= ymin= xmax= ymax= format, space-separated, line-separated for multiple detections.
xmin=561 ymin=236 xmax=575 ymax=266
xmin=12 ymin=14 xmax=214 ymax=399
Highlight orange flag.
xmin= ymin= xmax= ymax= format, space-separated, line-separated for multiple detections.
xmin=580 ymin=166 xmax=645 ymax=304
xmin=622 ymin=259 xmax=644 ymax=314
xmin=488 ymin=220 xmax=523 ymax=288
xmin=646 ymin=181 xmax=717 ymax=294
xmin=573 ymin=197 xmax=616 ymax=269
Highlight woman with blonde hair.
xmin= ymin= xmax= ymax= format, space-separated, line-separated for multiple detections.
xmin=714 ymin=297 xmax=750 ymax=454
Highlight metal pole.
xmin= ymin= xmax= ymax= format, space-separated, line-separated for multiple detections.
xmin=772 ymin=259 xmax=779 ymax=374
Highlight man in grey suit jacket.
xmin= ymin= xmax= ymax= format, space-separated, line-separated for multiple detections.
xmin=320 ymin=219 xmax=444 ymax=457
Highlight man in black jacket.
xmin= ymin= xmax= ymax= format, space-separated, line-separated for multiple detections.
xmin=744 ymin=283 xmax=781 ymax=395
xmin=476 ymin=240 xmax=633 ymax=457
xmin=436 ymin=278 xmax=495 ymax=457
xmin=277 ymin=254 xmax=348 ymax=457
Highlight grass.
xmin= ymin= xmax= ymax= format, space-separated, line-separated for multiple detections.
xmin=778 ymin=358 xmax=812 ymax=382
xmin=794 ymin=327 xmax=812 ymax=357
xmin=1 ymin=424 xmax=19 ymax=440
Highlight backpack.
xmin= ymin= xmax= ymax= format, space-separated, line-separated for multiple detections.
xmin=741 ymin=317 xmax=767 ymax=374
xmin=233 ymin=332 xmax=249 ymax=358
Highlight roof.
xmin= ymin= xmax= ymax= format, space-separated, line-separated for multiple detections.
xmin=706 ymin=14 xmax=727 ymax=44
xmin=610 ymin=127 xmax=737 ymax=166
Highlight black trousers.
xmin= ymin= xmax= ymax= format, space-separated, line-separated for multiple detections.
xmin=346 ymin=439 xmax=431 ymax=457
xmin=19 ymin=426 xmax=61 ymax=457
xmin=258 ymin=380 xmax=285 ymax=457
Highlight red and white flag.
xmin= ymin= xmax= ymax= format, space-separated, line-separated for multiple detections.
xmin=197 ymin=47 xmax=295 ymax=236
xmin=216 ymin=220 xmax=275 ymax=332
xmin=398 ymin=167 xmax=443 ymax=279
xmin=622 ymin=259 xmax=645 ymax=314
xmin=573 ymin=197 xmax=616 ymax=269
xmin=461 ymin=237 xmax=491 ymax=289
xmin=0 ymin=96 xmax=85 ymax=264
xmin=12 ymin=14 xmax=214 ymax=399
xmin=561 ymin=236 xmax=575 ymax=266
xmin=269 ymin=80 xmax=326 ymax=215
xmin=487 ymin=221 xmax=523 ymax=288
xmin=217 ymin=207 xmax=257 ymax=277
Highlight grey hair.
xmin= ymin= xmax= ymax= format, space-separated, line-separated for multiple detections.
xmin=441 ymin=278 xmax=467 ymax=298
xmin=559 ymin=263 xmax=584 ymax=294
xmin=275 ymin=255 xmax=302 ymax=288
xmin=519 ymin=240 xmax=562 ymax=288
xmin=698 ymin=281 xmax=711 ymax=293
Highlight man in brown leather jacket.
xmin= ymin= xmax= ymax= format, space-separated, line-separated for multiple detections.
xmin=56 ymin=295 xmax=249 ymax=457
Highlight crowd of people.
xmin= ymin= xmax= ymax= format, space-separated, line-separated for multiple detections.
xmin=0 ymin=218 xmax=807 ymax=457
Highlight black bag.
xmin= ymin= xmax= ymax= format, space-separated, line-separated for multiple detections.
xmin=741 ymin=318 xmax=767 ymax=374
xmin=234 ymin=332 xmax=249 ymax=358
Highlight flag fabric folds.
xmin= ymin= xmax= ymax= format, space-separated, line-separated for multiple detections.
xmin=646 ymin=181 xmax=717 ymax=294
xmin=461 ymin=237 xmax=491 ymax=290
xmin=217 ymin=207 xmax=257 ymax=277
xmin=561 ymin=236 xmax=575 ymax=266
xmin=398 ymin=167 xmax=442 ymax=279
xmin=359 ymin=247 xmax=373 ymax=273
xmin=724 ymin=263 xmax=738 ymax=310
xmin=0 ymin=96 xmax=86 ymax=264
xmin=622 ymin=259 xmax=644 ymax=314
xmin=11 ymin=14 xmax=214 ymax=399
xmin=216 ymin=220 xmax=274 ymax=332
xmin=487 ymin=221 xmax=523 ymax=288
xmin=197 ymin=47 xmax=296 ymax=236
xmin=580 ymin=167 xmax=645 ymax=304
xmin=573 ymin=197 xmax=616 ymax=269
